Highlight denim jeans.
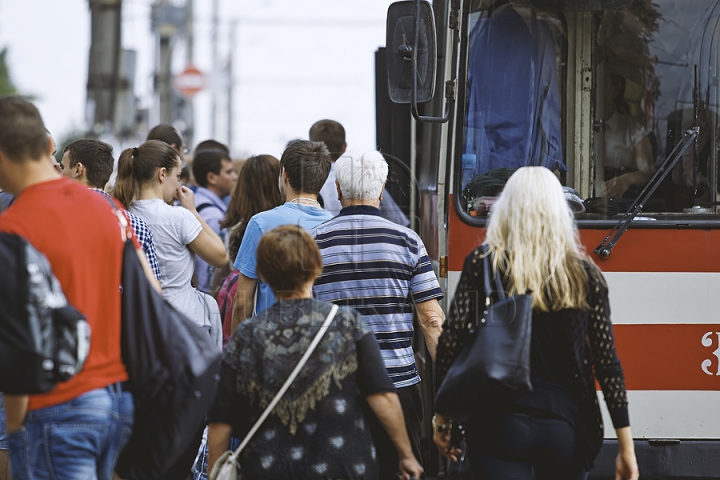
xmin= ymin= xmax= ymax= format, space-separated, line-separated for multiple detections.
xmin=467 ymin=413 xmax=588 ymax=480
xmin=0 ymin=394 xmax=7 ymax=451
xmin=8 ymin=384 xmax=134 ymax=480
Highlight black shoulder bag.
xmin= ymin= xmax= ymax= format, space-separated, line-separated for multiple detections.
xmin=100 ymin=199 xmax=222 ymax=480
xmin=434 ymin=245 xmax=533 ymax=421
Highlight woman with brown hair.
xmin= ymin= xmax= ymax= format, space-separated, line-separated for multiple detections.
xmin=210 ymin=155 xmax=284 ymax=345
xmin=222 ymin=155 xmax=284 ymax=264
xmin=206 ymin=225 xmax=423 ymax=480
xmin=113 ymin=139 xmax=228 ymax=345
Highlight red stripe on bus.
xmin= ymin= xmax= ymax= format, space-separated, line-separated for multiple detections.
xmin=447 ymin=200 xmax=720 ymax=273
xmin=613 ymin=324 xmax=720 ymax=391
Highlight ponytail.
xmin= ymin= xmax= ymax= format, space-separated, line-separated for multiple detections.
xmin=113 ymin=148 xmax=138 ymax=208
xmin=111 ymin=140 xmax=180 ymax=208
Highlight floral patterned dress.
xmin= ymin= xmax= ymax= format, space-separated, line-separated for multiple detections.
xmin=209 ymin=298 xmax=394 ymax=479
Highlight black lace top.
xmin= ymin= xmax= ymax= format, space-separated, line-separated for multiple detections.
xmin=436 ymin=246 xmax=629 ymax=469
xmin=209 ymin=298 xmax=394 ymax=480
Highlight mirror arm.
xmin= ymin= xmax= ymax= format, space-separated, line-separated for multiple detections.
xmin=410 ymin=0 xmax=454 ymax=124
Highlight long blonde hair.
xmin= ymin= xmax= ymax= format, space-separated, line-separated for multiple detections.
xmin=485 ymin=167 xmax=593 ymax=312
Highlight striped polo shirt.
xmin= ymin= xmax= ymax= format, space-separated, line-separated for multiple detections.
xmin=311 ymin=205 xmax=443 ymax=388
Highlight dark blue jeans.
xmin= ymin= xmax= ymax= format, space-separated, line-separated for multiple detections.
xmin=8 ymin=384 xmax=133 ymax=480
xmin=466 ymin=413 xmax=588 ymax=480
xmin=0 ymin=394 xmax=7 ymax=451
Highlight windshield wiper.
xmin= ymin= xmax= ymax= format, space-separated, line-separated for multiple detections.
xmin=594 ymin=127 xmax=700 ymax=259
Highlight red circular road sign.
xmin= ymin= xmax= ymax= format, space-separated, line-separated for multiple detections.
xmin=174 ymin=65 xmax=206 ymax=99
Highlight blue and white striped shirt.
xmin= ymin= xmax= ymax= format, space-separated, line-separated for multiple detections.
xmin=311 ymin=205 xmax=443 ymax=388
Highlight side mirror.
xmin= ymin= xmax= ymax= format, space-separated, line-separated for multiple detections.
xmin=386 ymin=0 xmax=437 ymax=104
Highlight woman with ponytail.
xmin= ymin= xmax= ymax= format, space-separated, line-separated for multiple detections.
xmin=113 ymin=140 xmax=228 ymax=346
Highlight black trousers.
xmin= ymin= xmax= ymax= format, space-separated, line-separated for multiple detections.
xmin=157 ymin=424 xmax=204 ymax=480
xmin=368 ymin=385 xmax=424 ymax=480
xmin=466 ymin=413 xmax=588 ymax=480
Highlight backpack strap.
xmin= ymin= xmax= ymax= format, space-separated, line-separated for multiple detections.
xmin=98 ymin=194 xmax=133 ymax=242
xmin=196 ymin=203 xmax=217 ymax=213
xmin=219 ymin=273 xmax=240 ymax=319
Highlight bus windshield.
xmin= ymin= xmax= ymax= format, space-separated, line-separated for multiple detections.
xmin=459 ymin=0 xmax=720 ymax=222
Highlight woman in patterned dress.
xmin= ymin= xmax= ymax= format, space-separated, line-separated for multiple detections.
xmin=206 ymin=225 xmax=423 ymax=480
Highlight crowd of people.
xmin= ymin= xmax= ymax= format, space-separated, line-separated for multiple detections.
xmin=0 ymin=96 xmax=638 ymax=480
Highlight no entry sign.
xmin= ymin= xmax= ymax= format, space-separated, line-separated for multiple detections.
xmin=174 ymin=65 xmax=206 ymax=99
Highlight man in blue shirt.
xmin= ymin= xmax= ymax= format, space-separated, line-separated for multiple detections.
xmin=231 ymin=140 xmax=332 ymax=330
xmin=193 ymin=149 xmax=238 ymax=292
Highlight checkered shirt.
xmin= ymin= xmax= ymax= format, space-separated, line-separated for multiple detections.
xmin=92 ymin=189 xmax=162 ymax=280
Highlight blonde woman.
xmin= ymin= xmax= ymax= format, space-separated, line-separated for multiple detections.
xmin=433 ymin=167 xmax=638 ymax=480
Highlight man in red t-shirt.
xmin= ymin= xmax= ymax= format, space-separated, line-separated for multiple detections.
xmin=0 ymin=96 xmax=154 ymax=480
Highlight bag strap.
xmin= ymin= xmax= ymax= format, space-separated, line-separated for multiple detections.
xmin=98 ymin=194 xmax=134 ymax=242
xmin=481 ymin=244 xmax=505 ymax=301
xmin=219 ymin=274 xmax=240 ymax=319
xmin=252 ymin=284 xmax=258 ymax=317
xmin=196 ymin=203 xmax=214 ymax=213
xmin=229 ymin=304 xmax=339 ymax=461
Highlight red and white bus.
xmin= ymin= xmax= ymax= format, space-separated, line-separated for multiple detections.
xmin=378 ymin=0 xmax=720 ymax=477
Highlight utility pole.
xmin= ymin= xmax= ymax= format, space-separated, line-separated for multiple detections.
xmin=227 ymin=21 xmax=237 ymax=154
xmin=210 ymin=0 xmax=219 ymax=138
xmin=152 ymin=0 xmax=184 ymax=126
xmin=156 ymin=0 xmax=173 ymax=125
xmin=87 ymin=0 xmax=123 ymax=135
xmin=184 ymin=0 xmax=195 ymax=147
xmin=186 ymin=0 xmax=194 ymax=65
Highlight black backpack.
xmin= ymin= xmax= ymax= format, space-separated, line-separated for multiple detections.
xmin=0 ymin=233 xmax=90 ymax=394
xmin=112 ymin=226 xmax=221 ymax=479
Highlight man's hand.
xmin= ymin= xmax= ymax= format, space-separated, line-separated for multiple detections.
xmin=4 ymin=394 xmax=28 ymax=433
xmin=398 ymin=455 xmax=424 ymax=480
xmin=604 ymin=174 xmax=632 ymax=199
xmin=415 ymin=299 xmax=444 ymax=360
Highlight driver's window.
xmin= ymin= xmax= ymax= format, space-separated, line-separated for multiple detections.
xmin=585 ymin=1 xmax=720 ymax=218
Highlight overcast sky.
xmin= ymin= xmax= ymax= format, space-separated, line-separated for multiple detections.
xmin=0 ymin=0 xmax=395 ymax=159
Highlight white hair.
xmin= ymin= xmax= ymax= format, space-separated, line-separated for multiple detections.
xmin=334 ymin=148 xmax=389 ymax=201
xmin=485 ymin=167 xmax=594 ymax=311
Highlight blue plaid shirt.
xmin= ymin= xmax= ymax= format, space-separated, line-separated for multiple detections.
xmin=92 ymin=189 xmax=162 ymax=280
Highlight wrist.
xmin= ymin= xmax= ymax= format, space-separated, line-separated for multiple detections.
xmin=432 ymin=414 xmax=452 ymax=433
xmin=397 ymin=448 xmax=414 ymax=461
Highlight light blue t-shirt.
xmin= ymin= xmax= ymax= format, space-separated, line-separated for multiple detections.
xmin=233 ymin=202 xmax=333 ymax=313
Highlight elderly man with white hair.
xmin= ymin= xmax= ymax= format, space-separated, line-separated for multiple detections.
xmin=311 ymin=147 xmax=445 ymax=479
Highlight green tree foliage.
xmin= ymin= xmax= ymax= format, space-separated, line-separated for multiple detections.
xmin=55 ymin=130 xmax=88 ymax=163
xmin=0 ymin=48 xmax=17 ymax=96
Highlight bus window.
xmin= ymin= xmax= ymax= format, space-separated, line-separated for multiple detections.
xmin=460 ymin=1 xmax=568 ymax=216
xmin=459 ymin=0 xmax=720 ymax=222
xmin=587 ymin=1 xmax=720 ymax=219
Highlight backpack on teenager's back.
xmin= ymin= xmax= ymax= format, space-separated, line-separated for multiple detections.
xmin=0 ymin=233 xmax=90 ymax=394
xmin=217 ymin=270 xmax=240 ymax=347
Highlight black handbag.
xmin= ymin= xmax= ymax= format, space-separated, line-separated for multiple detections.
xmin=434 ymin=245 xmax=533 ymax=421
xmin=0 ymin=233 xmax=90 ymax=394
xmin=101 ymin=202 xmax=221 ymax=480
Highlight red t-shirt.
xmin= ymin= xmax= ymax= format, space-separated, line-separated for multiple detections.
xmin=0 ymin=178 xmax=130 ymax=410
